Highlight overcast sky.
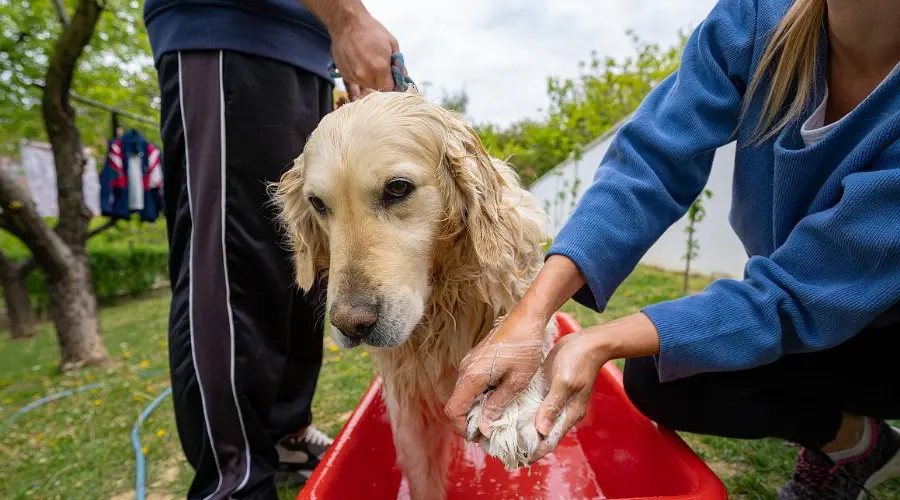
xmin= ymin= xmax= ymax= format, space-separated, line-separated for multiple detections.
xmin=357 ymin=0 xmax=719 ymax=126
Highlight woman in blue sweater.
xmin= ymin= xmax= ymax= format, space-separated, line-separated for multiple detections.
xmin=445 ymin=0 xmax=900 ymax=497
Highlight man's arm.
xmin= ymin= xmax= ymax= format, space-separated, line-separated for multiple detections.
xmin=299 ymin=0 xmax=399 ymax=94
xmin=299 ymin=0 xmax=367 ymax=32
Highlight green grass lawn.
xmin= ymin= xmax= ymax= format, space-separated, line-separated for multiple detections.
xmin=1 ymin=266 xmax=898 ymax=499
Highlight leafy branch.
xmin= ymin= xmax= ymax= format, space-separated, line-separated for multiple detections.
xmin=683 ymin=189 xmax=712 ymax=295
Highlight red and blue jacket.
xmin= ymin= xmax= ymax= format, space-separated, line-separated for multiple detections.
xmin=99 ymin=129 xmax=164 ymax=222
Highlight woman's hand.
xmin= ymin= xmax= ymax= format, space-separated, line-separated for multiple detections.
xmin=444 ymin=308 xmax=548 ymax=439
xmin=444 ymin=256 xmax=587 ymax=439
xmin=527 ymin=330 xmax=610 ymax=462
xmin=528 ymin=313 xmax=661 ymax=463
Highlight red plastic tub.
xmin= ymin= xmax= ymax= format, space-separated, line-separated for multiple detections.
xmin=299 ymin=313 xmax=727 ymax=499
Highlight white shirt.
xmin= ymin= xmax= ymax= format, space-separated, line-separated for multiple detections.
xmin=127 ymin=154 xmax=145 ymax=211
xmin=800 ymin=62 xmax=900 ymax=147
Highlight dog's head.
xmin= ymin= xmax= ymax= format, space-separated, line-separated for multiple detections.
xmin=275 ymin=91 xmax=509 ymax=349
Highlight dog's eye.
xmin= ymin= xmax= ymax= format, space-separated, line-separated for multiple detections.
xmin=308 ymin=196 xmax=327 ymax=214
xmin=384 ymin=179 xmax=414 ymax=200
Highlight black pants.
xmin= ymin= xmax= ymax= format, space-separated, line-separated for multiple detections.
xmin=157 ymin=50 xmax=332 ymax=500
xmin=623 ymin=321 xmax=900 ymax=450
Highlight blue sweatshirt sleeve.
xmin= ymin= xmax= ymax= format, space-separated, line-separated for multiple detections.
xmin=643 ymin=161 xmax=900 ymax=382
xmin=547 ymin=0 xmax=758 ymax=310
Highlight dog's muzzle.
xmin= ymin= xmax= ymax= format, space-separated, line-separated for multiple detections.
xmin=329 ymin=296 xmax=379 ymax=341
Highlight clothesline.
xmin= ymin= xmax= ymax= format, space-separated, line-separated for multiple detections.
xmin=30 ymin=82 xmax=157 ymax=127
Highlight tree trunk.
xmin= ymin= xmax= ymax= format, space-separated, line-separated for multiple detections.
xmin=0 ymin=256 xmax=36 ymax=340
xmin=43 ymin=0 xmax=102 ymax=246
xmin=43 ymin=0 xmax=109 ymax=370
xmin=46 ymin=250 xmax=107 ymax=371
xmin=0 ymin=0 xmax=110 ymax=369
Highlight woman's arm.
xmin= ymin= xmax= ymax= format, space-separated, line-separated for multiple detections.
xmin=644 ymin=160 xmax=900 ymax=382
xmin=514 ymin=255 xmax=587 ymax=322
xmin=549 ymin=0 xmax=759 ymax=313
xmin=446 ymin=0 xmax=761 ymax=437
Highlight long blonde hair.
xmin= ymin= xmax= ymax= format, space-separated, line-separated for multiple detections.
xmin=742 ymin=0 xmax=827 ymax=142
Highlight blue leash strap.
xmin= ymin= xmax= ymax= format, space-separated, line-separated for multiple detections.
xmin=328 ymin=52 xmax=415 ymax=92
xmin=389 ymin=53 xmax=416 ymax=92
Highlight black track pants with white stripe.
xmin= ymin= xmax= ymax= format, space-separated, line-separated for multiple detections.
xmin=157 ymin=50 xmax=331 ymax=500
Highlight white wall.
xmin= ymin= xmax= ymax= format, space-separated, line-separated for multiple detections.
xmin=529 ymin=129 xmax=747 ymax=279
xmin=18 ymin=140 xmax=101 ymax=218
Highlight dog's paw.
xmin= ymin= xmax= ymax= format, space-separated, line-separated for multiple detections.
xmin=465 ymin=375 xmax=556 ymax=471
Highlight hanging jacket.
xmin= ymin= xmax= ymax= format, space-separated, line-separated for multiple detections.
xmin=99 ymin=129 xmax=164 ymax=222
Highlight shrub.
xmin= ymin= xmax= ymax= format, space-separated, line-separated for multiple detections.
xmin=23 ymin=245 xmax=169 ymax=313
xmin=0 ymin=218 xmax=169 ymax=314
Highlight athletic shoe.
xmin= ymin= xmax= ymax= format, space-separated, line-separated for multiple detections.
xmin=274 ymin=426 xmax=334 ymax=486
xmin=777 ymin=420 xmax=900 ymax=499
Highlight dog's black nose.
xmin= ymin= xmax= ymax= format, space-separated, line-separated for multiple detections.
xmin=330 ymin=297 xmax=378 ymax=339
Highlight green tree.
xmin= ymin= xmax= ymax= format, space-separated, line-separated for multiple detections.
xmin=1 ymin=0 xmax=160 ymax=156
xmin=0 ymin=0 xmax=156 ymax=367
xmin=475 ymin=31 xmax=686 ymax=185
xmin=683 ymin=189 xmax=712 ymax=295
xmin=439 ymin=88 xmax=469 ymax=115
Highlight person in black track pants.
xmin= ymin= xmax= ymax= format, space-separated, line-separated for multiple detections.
xmin=143 ymin=1 xmax=401 ymax=498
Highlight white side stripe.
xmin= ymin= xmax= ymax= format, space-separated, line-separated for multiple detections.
xmin=179 ymin=52 xmax=225 ymax=500
xmin=220 ymin=49 xmax=253 ymax=493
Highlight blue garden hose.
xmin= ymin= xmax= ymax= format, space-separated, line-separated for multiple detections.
xmin=0 ymin=368 xmax=168 ymax=435
xmin=0 ymin=382 xmax=104 ymax=433
xmin=131 ymin=386 xmax=173 ymax=500
xmin=138 ymin=368 xmax=168 ymax=379
xmin=1 ymin=368 xmax=170 ymax=482
xmin=1 ymin=368 xmax=172 ymax=499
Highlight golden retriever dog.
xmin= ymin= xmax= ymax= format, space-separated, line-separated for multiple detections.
xmin=274 ymin=90 xmax=558 ymax=500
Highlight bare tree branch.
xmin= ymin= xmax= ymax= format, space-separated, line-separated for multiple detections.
xmin=0 ymin=251 xmax=32 ymax=285
xmin=0 ymin=249 xmax=10 ymax=272
xmin=0 ymin=163 xmax=69 ymax=277
xmin=19 ymin=259 xmax=37 ymax=278
xmin=0 ymin=219 xmax=37 ymax=277
xmin=86 ymin=219 xmax=116 ymax=239
xmin=0 ymin=216 xmax=116 ymax=279
xmin=52 ymin=0 xmax=71 ymax=26
xmin=0 ymin=215 xmax=29 ymax=243
xmin=0 ymin=248 xmax=38 ymax=340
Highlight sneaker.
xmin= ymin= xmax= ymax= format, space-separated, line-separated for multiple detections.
xmin=274 ymin=426 xmax=334 ymax=486
xmin=777 ymin=421 xmax=900 ymax=500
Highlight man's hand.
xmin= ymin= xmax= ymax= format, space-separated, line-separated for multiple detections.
xmin=331 ymin=14 xmax=398 ymax=92
xmin=345 ymin=82 xmax=374 ymax=102
xmin=300 ymin=1 xmax=399 ymax=92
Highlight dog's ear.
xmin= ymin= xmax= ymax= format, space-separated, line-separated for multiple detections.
xmin=440 ymin=114 xmax=508 ymax=268
xmin=273 ymin=154 xmax=329 ymax=292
